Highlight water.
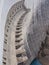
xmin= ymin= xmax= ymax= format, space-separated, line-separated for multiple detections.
xmin=30 ymin=59 xmax=42 ymax=65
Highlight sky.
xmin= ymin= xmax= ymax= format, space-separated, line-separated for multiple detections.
xmin=0 ymin=0 xmax=41 ymax=65
xmin=0 ymin=0 xmax=4 ymax=64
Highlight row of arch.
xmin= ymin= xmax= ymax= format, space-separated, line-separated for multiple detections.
xmin=3 ymin=0 xmax=28 ymax=65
